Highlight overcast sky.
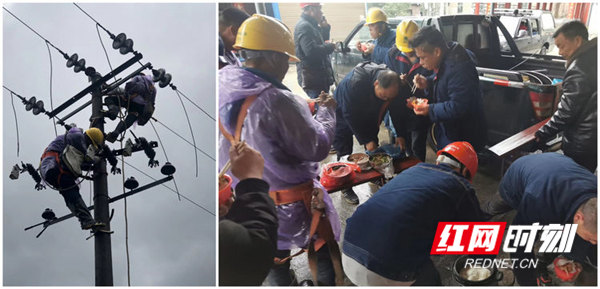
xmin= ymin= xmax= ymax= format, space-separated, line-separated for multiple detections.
xmin=3 ymin=3 xmax=216 ymax=286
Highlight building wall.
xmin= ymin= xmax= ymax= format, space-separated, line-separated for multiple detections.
xmin=277 ymin=3 xmax=366 ymax=43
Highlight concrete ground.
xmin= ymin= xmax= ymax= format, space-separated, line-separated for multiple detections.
xmin=273 ymin=67 xmax=595 ymax=286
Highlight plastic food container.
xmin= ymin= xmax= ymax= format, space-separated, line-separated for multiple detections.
xmin=218 ymin=174 xmax=233 ymax=206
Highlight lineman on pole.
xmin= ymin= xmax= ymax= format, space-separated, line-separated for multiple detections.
xmin=40 ymin=126 xmax=120 ymax=230
xmin=104 ymin=74 xmax=157 ymax=143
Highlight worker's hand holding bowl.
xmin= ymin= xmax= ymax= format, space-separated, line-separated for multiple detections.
xmin=412 ymin=98 xmax=429 ymax=116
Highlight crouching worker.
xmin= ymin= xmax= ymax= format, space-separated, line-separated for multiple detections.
xmin=485 ymin=153 xmax=597 ymax=286
xmin=40 ymin=127 xmax=120 ymax=230
xmin=105 ymin=73 xmax=156 ymax=143
xmin=218 ymin=14 xmax=343 ymax=286
xmin=219 ymin=142 xmax=278 ymax=286
xmin=342 ymin=142 xmax=486 ymax=286
xmin=333 ymin=62 xmax=403 ymax=204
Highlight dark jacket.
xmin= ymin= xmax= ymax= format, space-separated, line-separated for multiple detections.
xmin=343 ymin=163 xmax=484 ymax=280
xmin=499 ymin=153 xmax=596 ymax=226
xmin=334 ymin=62 xmax=404 ymax=145
xmin=428 ymin=42 xmax=487 ymax=151
xmin=536 ymin=38 xmax=597 ymax=161
xmin=219 ymin=178 xmax=278 ymax=286
xmin=384 ymin=47 xmax=432 ymax=134
xmin=219 ymin=36 xmax=242 ymax=68
xmin=499 ymin=153 xmax=597 ymax=267
xmin=364 ymin=28 xmax=396 ymax=65
xmin=294 ymin=13 xmax=335 ymax=90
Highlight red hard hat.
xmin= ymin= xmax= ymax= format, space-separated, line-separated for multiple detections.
xmin=437 ymin=141 xmax=478 ymax=181
xmin=300 ymin=3 xmax=320 ymax=8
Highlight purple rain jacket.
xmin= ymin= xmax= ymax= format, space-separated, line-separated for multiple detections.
xmin=218 ymin=65 xmax=340 ymax=250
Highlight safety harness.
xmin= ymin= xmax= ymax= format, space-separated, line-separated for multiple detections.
xmin=218 ymin=95 xmax=345 ymax=285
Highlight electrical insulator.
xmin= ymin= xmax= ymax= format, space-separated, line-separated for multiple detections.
xmin=124 ymin=176 xmax=139 ymax=190
xmin=112 ymin=33 xmax=134 ymax=55
xmin=25 ymin=97 xmax=37 ymax=111
xmin=161 ymin=162 xmax=176 ymax=176
xmin=32 ymin=100 xmax=45 ymax=115
xmin=66 ymin=53 xmax=79 ymax=68
xmin=73 ymin=58 xmax=86 ymax=73
xmin=41 ymin=208 xmax=56 ymax=221
xmin=152 ymin=68 xmax=172 ymax=88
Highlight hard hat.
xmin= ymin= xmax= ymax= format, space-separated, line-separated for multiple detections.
xmin=396 ymin=20 xmax=419 ymax=53
xmin=300 ymin=3 xmax=321 ymax=9
xmin=437 ymin=141 xmax=478 ymax=182
xmin=85 ymin=128 xmax=104 ymax=149
xmin=365 ymin=8 xmax=387 ymax=25
xmin=233 ymin=14 xmax=299 ymax=62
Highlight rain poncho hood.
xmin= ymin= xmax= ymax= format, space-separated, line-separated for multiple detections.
xmin=219 ymin=65 xmax=340 ymax=249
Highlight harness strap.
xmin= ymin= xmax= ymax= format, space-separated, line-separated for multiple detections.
xmin=269 ymin=181 xmax=344 ymax=285
xmin=218 ymin=95 xmax=258 ymax=145
xmin=41 ymin=149 xmax=69 ymax=187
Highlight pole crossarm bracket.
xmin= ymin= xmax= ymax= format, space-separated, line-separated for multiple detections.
xmin=24 ymin=175 xmax=173 ymax=237
xmin=112 ymin=140 xmax=158 ymax=156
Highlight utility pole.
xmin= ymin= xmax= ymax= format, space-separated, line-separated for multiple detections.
xmin=90 ymin=73 xmax=113 ymax=286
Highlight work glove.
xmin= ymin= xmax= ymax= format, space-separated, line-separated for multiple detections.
xmin=148 ymin=159 xmax=159 ymax=168
xmin=111 ymin=165 xmax=121 ymax=175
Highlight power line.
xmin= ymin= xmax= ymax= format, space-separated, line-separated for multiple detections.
xmin=153 ymin=119 xmax=215 ymax=161
xmin=148 ymin=121 xmax=181 ymax=200
xmin=175 ymin=89 xmax=199 ymax=177
xmin=3 ymin=7 xmax=69 ymax=58
xmin=45 ymin=41 xmax=58 ymax=137
xmin=8 ymin=91 xmax=20 ymax=157
xmin=170 ymin=86 xmax=215 ymax=121
xmin=148 ymin=121 xmax=170 ymax=162
xmin=95 ymin=23 xmax=117 ymax=81
xmin=123 ymin=160 xmax=215 ymax=216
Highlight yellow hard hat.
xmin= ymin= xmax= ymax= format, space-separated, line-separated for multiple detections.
xmin=85 ymin=128 xmax=104 ymax=149
xmin=233 ymin=14 xmax=299 ymax=62
xmin=396 ymin=20 xmax=420 ymax=53
xmin=365 ymin=8 xmax=387 ymax=25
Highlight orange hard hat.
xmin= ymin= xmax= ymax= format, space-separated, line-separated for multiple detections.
xmin=437 ymin=141 xmax=478 ymax=181
xmin=300 ymin=3 xmax=320 ymax=9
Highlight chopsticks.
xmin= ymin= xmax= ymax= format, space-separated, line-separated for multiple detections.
xmin=218 ymin=160 xmax=231 ymax=179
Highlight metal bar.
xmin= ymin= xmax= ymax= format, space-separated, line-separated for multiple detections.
xmin=48 ymin=53 xmax=143 ymax=118
xmin=101 ymin=62 xmax=152 ymax=95
xmin=112 ymin=141 xmax=158 ymax=156
xmin=489 ymin=118 xmax=550 ymax=156
xmin=25 ymin=176 xmax=173 ymax=229
xmin=56 ymin=100 xmax=92 ymax=125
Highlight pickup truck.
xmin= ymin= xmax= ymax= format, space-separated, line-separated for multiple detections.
xmin=332 ymin=14 xmax=566 ymax=157
xmin=494 ymin=9 xmax=556 ymax=55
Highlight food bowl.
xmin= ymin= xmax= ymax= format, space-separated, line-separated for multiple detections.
xmin=369 ymin=153 xmax=391 ymax=169
xmin=348 ymin=153 xmax=371 ymax=170
xmin=412 ymin=97 xmax=428 ymax=108
xmin=218 ymin=174 xmax=233 ymax=206
xmin=452 ymin=255 xmax=503 ymax=286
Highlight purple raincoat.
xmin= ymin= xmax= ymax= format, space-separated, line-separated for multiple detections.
xmin=219 ymin=65 xmax=340 ymax=250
